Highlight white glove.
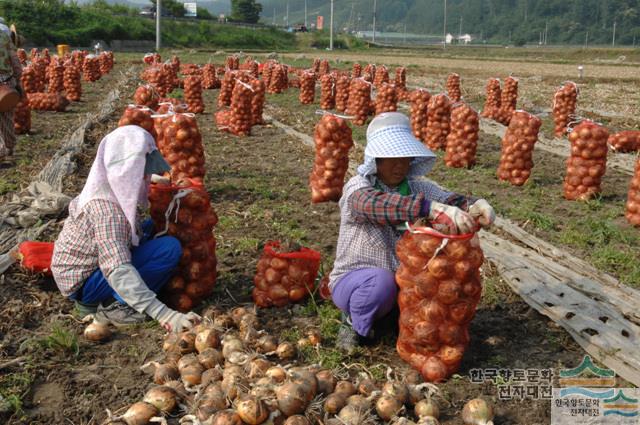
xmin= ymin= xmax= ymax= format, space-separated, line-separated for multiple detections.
xmin=428 ymin=201 xmax=477 ymax=234
xmin=468 ymin=199 xmax=496 ymax=228
xmin=159 ymin=310 xmax=201 ymax=333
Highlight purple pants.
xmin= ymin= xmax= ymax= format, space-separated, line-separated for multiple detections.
xmin=331 ymin=267 xmax=398 ymax=337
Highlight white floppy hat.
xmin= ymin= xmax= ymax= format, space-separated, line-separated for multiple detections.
xmin=357 ymin=112 xmax=436 ymax=177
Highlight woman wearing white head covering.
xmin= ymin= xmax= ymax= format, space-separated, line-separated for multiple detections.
xmin=0 ymin=17 xmax=23 ymax=161
xmin=52 ymin=126 xmax=200 ymax=332
xmin=329 ymin=112 xmax=495 ymax=352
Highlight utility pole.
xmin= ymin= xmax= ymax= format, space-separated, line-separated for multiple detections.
xmin=404 ymin=23 xmax=407 ymax=44
xmin=443 ymin=0 xmax=447 ymax=49
xmin=273 ymin=8 xmax=276 ymax=26
xmin=612 ymin=20 xmax=617 ymax=46
xmin=286 ymin=1 xmax=289 ymax=28
xmin=544 ymin=21 xmax=548 ymax=45
xmin=458 ymin=15 xmax=462 ymax=37
xmin=304 ymin=0 xmax=308 ymax=28
xmin=329 ymin=0 xmax=334 ymax=50
xmin=155 ymin=0 xmax=161 ymax=51
xmin=372 ymin=0 xmax=377 ymax=43
xmin=584 ymin=31 xmax=588 ymax=49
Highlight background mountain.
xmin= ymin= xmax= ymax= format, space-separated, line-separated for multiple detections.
xmin=69 ymin=0 xmax=231 ymax=15
xmin=259 ymin=0 xmax=640 ymax=45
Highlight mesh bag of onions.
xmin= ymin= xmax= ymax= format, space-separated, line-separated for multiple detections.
xmin=311 ymin=58 xmax=321 ymax=73
xmin=495 ymin=76 xmax=518 ymax=126
xmin=217 ymin=71 xmax=236 ymax=108
xmin=159 ymin=112 xmax=206 ymax=181
xmin=373 ymin=65 xmax=389 ymax=88
xmin=334 ymin=75 xmax=350 ymax=113
xmin=553 ymin=82 xmax=578 ymax=137
xmin=33 ymin=59 xmax=47 ymax=92
xmin=252 ymin=241 xmax=321 ymax=308
xmin=319 ymin=74 xmax=336 ymax=110
xmin=229 ymin=78 xmax=254 ymax=136
xmin=299 ymin=71 xmax=316 ymax=105
xmin=63 ymin=62 xmax=82 ymax=102
xmin=319 ymin=59 xmax=330 ymax=76
xmin=608 ymin=130 xmax=640 ymax=153
xmin=20 ymin=65 xmax=38 ymax=94
xmin=444 ymin=103 xmax=479 ymax=169
xmin=250 ymin=78 xmax=266 ymax=125
xmin=99 ymin=51 xmax=114 ymax=75
xmin=83 ymin=56 xmax=101 ymax=82
xmin=27 ymin=93 xmax=69 ymax=112
xmin=13 ymin=99 xmax=31 ymax=135
xmin=346 ymin=78 xmax=372 ymax=126
xmin=202 ymin=64 xmax=220 ymax=89
xmin=134 ymin=84 xmax=160 ymax=110
xmin=396 ymin=223 xmax=484 ymax=382
xmin=149 ymin=180 xmax=218 ymax=312
xmin=363 ymin=63 xmax=376 ymax=82
xmin=375 ymin=82 xmax=398 ymax=115
xmin=446 ymin=73 xmax=462 ymax=102
xmin=351 ymin=62 xmax=362 ymax=78
xmin=17 ymin=48 xmax=27 ymax=65
xmin=425 ymin=94 xmax=451 ymax=151
xmin=497 ymin=110 xmax=541 ymax=186
xmin=564 ymin=120 xmax=609 ymax=201
xmin=225 ymin=55 xmax=239 ymax=70
xmin=625 ymin=158 xmax=640 ymax=226
xmin=184 ymin=75 xmax=205 ymax=114
xmin=118 ymin=105 xmax=157 ymax=140
xmin=480 ymin=78 xmax=501 ymax=120
xmin=394 ymin=67 xmax=408 ymax=101
xmin=410 ymin=89 xmax=431 ymax=144
xmin=268 ymin=64 xmax=288 ymax=94
xmin=47 ymin=61 xmax=64 ymax=94
xmin=309 ymin=114 xmax=354 ymax=203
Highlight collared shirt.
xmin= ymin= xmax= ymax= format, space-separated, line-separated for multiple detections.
xmin=51 ymin=198 xmax=133 ymax=296
xmin=328 ymin=174 xmax=470 ymax=290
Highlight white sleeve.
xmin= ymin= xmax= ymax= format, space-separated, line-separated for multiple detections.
xmin=106 ymin=264 xmax=172 ymax=321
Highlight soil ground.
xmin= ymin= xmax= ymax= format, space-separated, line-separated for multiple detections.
xmin=1 ymin=49 xmax=636 ymax=425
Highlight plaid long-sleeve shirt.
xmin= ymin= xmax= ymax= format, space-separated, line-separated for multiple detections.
xmin=52 ymin=198 xmax=133 ymax=296
xmin=328 ymin=174 xmax=473 ymax=291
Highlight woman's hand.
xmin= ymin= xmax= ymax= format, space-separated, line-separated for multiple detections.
xmin=468 ymin=199 xmax=496 ymax=228
xmin=429 ymin=201 xmax=477 ymax=234
xmin=160 ymin=310 xmax=202 ymax=333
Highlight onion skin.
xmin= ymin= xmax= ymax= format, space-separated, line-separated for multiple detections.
xmin=143 ymin=385 xmax=177 ymax=413
xmin=357 ymin=379 xmax=378 ymax=396
xmin=153 ymin=363 xmax=179 ymax=385
xmin=461 ymin=398 xmax=495 ymax=425
xmin=276 ymin=382 xmax=309 ymax=416
xmin=376 ymin=395 xmax=404 ymax=421
xmin=324 ymin=393 xmax=347 ymax=414
xmin=211 ymin=409 xmax=243 ymax=425
xmin=83 ymin=321 xmax=111 ymax=342
xmin=236 ymin=396 xmax=269 ymax=425
xmin=414 ymin=399 xmax=440 ymax=419
xmin=315 ymin=369 xmax=337 ymax=394
xmin=121 ymin=401 xmax=159 ymax=425
xmin=334 ymin=380 xmax=357 ymax=397
xmin=275 ymin=342 xmax=297 ymax=361
xmin=284 ymin=415 xmax=311 ymax=425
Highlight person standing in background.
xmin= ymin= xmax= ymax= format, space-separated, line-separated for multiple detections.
xmin=0 ymin=17 xmax=23 ymax=162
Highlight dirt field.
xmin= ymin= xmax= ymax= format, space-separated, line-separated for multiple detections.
xmin=0 ymin=47 xmax=637 ymax=425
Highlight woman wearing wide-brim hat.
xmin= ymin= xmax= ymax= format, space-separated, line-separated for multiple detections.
xmin=0 ymin=18 xmax=23 ymax=162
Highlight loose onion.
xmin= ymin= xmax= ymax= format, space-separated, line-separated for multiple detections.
xmin=461 ymin=398 xmax=495 ymax=425
xmin=143 ymin=386 xmax=177 ymax=413
xmin=83 ymin=321 xmax=111 ymax=342
xmin=276 ymin=382 xmax=309 ymax=416
xmin=284 ymin=415 xmax=311 ymax=425
xmin=376 ymin=395 xmax=403 ymax=421
xmin=120 ymin=401 xmax=158 ymax=425
xmin=236 ymin=396 xmax=269 ymax=425
xmin=324 ymin=393 xmax=347 ymax=414
xmin=154 ymin=363 xmax=180 ymax=385
xmin=414 ymin=398 xmax=440 ymax=419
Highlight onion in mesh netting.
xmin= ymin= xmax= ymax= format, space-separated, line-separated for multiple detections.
xmin=346 ymin=78 xmax=372 ymax=126
xmin=250 ymin=78 xmax=266 ymax=125
xmin=495 ymin=76 xmax=518 ymax=125
xmin=363 ymin=63 xmax=376 ymax=83
xmin=553 ymin=81 xmax=578 ymax=137
xmin=134 ymin=84 xmax=159 ymax=110
xmin=375 ymin=82 xmax=398 ymax=115
xmin=27 ymin=92 xmax=69 ymax=112
xmin=299 ymin=71 xmax=316 ymax=105
xmin=83 ymin=56 xmax=101 ymax=82
xmin=335 ymin=75 xmax=350 ymax=112
xmin=625 ymin=158 xmax=640 ymax=226
xmin=309 ymin=114 xmax=354 ymax=203
xmin=33 ymin=58 xmax=47 ymax=92
xmin=446 ymin=73 xmax=462 ymax=102
xmin=184 ymin=75 xmax=205 ymax=114
xmin=13 ymin=99 xmax=31 ymax=135
xmin=47 ymin=60 xmax=64 ymax=94
xmin=226 ymin=55 xmax=240 ymax=70
xmin=608 ymin=130 xmax=640 ymax=153
xmin=373 ymin=64 xmax=389 ymax=88
xmin=99 ymin=51 xmax=114 ymax=75
xmin=424 ymin=94 xmax=451 ymax=151
xmin=118 ymin=105 xmax=157 ymax=140
xmin=563 ymin=120 xmax=609 ymax=201
xmin=319 ymin=59 xmax=330 ymax=75
xmin=351 ymin=62 xmax=362 ymax=78
xmin=218 ymin=71 xmax=236 ymax=108
xmin=268 ymin=64 xmax=287 ymax=94
xmin=444 ymin=103 xmax=479 ymax=168
xmin=63 ymin=62 xmax=82 ymax=102
xmin=497 ymin=110 xmax=541 ymax=186
xmin=410 ymin=89 xmax=431 ymax=144
xmin=394 ymin=66 xmax=408 ymax=100
xmin=160 ymin=113 xmax=206 ymax=180
xmin=320 ymin=74 xmax=336 ymax=110
xmin=202 ymin=63 xmax=220 ymax=89
xmin=17 ymin=48 xmax=27 ymax=65
xmin=229 ymin=77 xmax=254 ymax=136
xmin=20 ymin=65 xmax=38 ymax=94
xmin=480 ymin=78 xmax=501 ymax=120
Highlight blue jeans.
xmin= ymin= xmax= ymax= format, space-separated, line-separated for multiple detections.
xmin=71 ymin=232 xmax=182 ymax=305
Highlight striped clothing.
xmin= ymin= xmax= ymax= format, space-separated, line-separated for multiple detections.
xmin=328 ymin=174 xmax=472 ymax=290
xmin=52 ymin=198 xmax=133 ymax=296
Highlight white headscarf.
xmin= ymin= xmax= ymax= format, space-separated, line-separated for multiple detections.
xmin=357 ymin=112 xmax=436 ymax=178
xmin=75 ymin=126 xmax=158 ymax=246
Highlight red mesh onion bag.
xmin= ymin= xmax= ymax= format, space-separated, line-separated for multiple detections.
xmin=496 ymin=76 xmax=518 ymax=125
xmin=13 ymin=99 xmax=31 ymax=135
xmin=553 ymin=82 xmax=578 ymax=137
xmin=309 ymin=114 xmax=354 ymax=203
xmin=252 ymin=241 xmax=321 ymax=308
xmin=351 ymin=63 xmax=362 ymax=78
xmin=27 ymin=93 xmax=69 ymax=112
xmin=608 ymin=131 xmax=640 ymax=153
xmin=218 ymin=71 xmax=236 ymax=108
xmin=497 ymin=111 xmax=541 ymax=186
xmin=47 ymin=61 xmax=64 ymax=94
xmin=63 ymin=62 xmax=82 ymax=101
xmin=346 ymin=78 xmax=372 ymax=126
xmin=564 ymin=121 xmax=609 ymax=201
xmin=134 ymin=84 xmax=160 ymax=110
xmin=15 ymin=241 xmax=55 ymax=276
xmin=396 ymin=224 xmax=484 ymax=382
xmin=160 ymin=112 xmax=206 ymax=180
xmin=394 ymin=67 xmax=408 ymax=100
xmin=375 ymin=82 xmax=398 ymax=115
xmin=410 ymin=89 xmax=431 ymax=144
xmin=250 ymin=78 xmax=266 ymax=125
xmin=425 ymin=94 xmax=451 ymax=150
xmin=202 ymin=64 xmax=220 ymax=89
xmin=83 ymin=56 xmax=101 ymax=82
xmin=481 ymin=78 xmax=501 ymax=119
xmin=444 ymin=103 xmax=479 ymax=168
xmin=320 ymin=74 xmax=336 ymax=110
xmin=184 ymin=75 xmax=205 ymax=114
xmin=446 ymin=73 xmax=461 ymax=102
xmin=625 ymin=158 xmax=640 ymax=226
xmin=118 ymin=105 xmax=157 ymax=140
xmin=229 ymin=78 xmax=254 ymax=136
xmin=299 ymin=71 xmax=316 ymax=105
xmin=373 ymin=65 xmax=389 ymax=88
xmin=335 ymin=75 xmax=350 ymax=112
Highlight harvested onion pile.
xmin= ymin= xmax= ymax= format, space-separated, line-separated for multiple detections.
xmin=250 ymin=78 xmax=266 ymax=125
xmin=351 ymin=62 xmax=362 ymax=78
xmin=446 ymin=73 xmax=462 ymax=102
xmin=71 ymin=50 xmax=86 ymax=68
xmin=243 ymin=59 xmax=259 ymax=78
xmin=184 ymin=76 xmax=205 ymax=114
xmin=253 ymin=241 xmax=321 ymax=307
xmin=47 ymin=61 xmax=64 ymax=94
xmin=268 ymin=64 xmax=287 ymax=94
xmin=20 ymin=66 xmax=39 ymax=94
xmin=32 ymin=59 xmax=47 ymax=92
xmin=564 ymin=121 xmax=609 ymax=201
xmin=396 ymin=226 xmax=484 ymax=382
xmin=394 ymin=67 xmax=408 ymax=100
xmin=309 ymin=114 xmax=354 ymax=203
xmin=480 ymin=78 xmax=501 ymax=120
xmin=229 ymin=78 xmax=254 ymax=136
xmin=346 ymin=78 xmax=372 ymax=126
xmin=496 ymin=76 xmax=518 ymax=125
xmin=319 ymin=74 xmax=336 ymax=110
xmin=99 ymin=51 xmax=114 ymax=75
xmin=444 ymin=103 xmax=479 ymax=168
xmin=217 ymin=71 xmax=236 ymax=108
xmin=319 ymin=59 xmax=330 ymax=76
xmin=299 ymin=71 xmax=316 ymax=105
xmin=134 ymin=84 xmax=160 ymax=110
xmin=226 ymin=55 xmax=239 ymax=70
xmin=13 ymin=99 xmax=31 ymax=135
xmin=83 ymin=56 xmax=101 ymax=82
xmin=373 ymin=65 xmax=389 ymax=88
xmin=160 ymin=113 xmax=206 ymax=180
xmin=202 ymin=63 xmax=220 ymax=89
xmin=375 ymin=83 xmax=398 ymax=115
xmin=118 ymin=105 xmax=157 ymax=140
xmin=27 ymin=93 xmax=69 ymax=112
xmin=335 ymin=75 xmax=350 ymax=113
xmin=425 ymin=94 xmax=451 ymax=151
xmin=63 ymin=62 xmax=82 ymax=102
xmin=363 ymin=63 xmax=376 ymax=82
xmin=625 ymin=159 xmax=640 ymax=226
xmin=552 ymin=82 xmax=578 ymax=137
xmin=410 ymin=89 xmax=431 ymax=144
xmin=497 ymin=111 xmax=541 ymax=186
xmin=150 ymin=181 xmax=218 ymax=312
xmin=608 ymin=130 xmax=640 ymax=153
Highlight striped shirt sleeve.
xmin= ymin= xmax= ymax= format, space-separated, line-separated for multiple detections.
xmin=349 ymin=187 xmax=425 ymax=226
xmin=89 ymin=202 xmax=132 ymax=278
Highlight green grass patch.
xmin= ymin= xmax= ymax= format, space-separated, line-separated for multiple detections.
xmin=37 ymin=322 xmax=80 ymax=356
xmin=0 ymin=369 xmax=33 ymax=417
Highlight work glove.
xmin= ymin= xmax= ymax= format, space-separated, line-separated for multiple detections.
xmin=428 ymin=201 xmax=477 ymax=234
xmin=156 ymin=308 xmax=201 ymax=333
xmin=468 ymin=199 xmax=496 ymax=228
